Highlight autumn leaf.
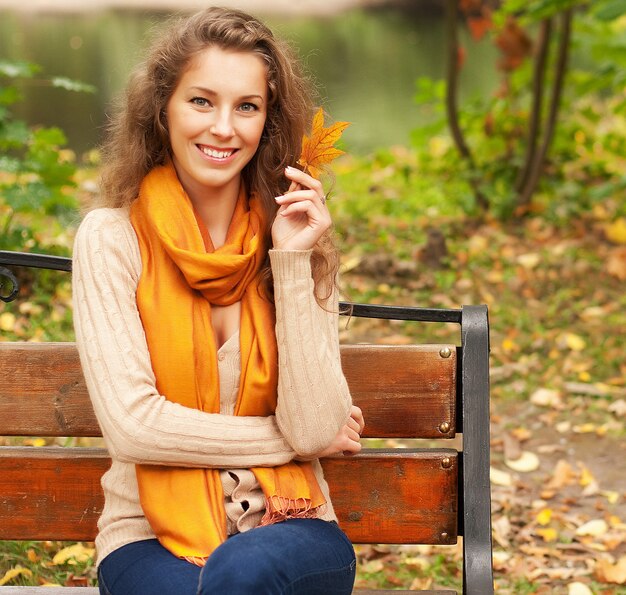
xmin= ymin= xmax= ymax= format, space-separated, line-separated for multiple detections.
xmin=605 ymin=217 xmax=626 ymax=244
xmin=51 ymin=543 xmax=95 ymax=565
xmin=297 ymin=107 xmax=350 ymax=179
xmin=0 ymin=565 xmax=33 ymax=586
xmin=595 ymin=556 xmax=626 ymax=584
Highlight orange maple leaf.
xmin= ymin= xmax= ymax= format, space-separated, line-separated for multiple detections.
xmin=297 ymin=107 xmax=350 ymax=179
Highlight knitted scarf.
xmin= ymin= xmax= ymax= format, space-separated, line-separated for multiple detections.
xmin=129 ymin=163 xmax=325 ymax=564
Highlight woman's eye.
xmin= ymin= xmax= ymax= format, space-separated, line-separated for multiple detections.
xmin=191 ymin=97 xmax=210 ymax=107
xmin=239 ymin=102 xmax=258 ymax=113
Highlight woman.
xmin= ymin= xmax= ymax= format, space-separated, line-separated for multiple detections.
xmin=72 ymin=6 xmax=364 ymax=595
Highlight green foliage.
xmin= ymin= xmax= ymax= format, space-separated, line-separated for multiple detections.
xmin=0 ymin=60 xmax=94 ymax=251
xmin=410 ymin=1 xmax=626 ymax=219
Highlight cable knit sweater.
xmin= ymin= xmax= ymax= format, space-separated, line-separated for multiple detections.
xmin=71 ymin=207 xmax=353 ymax=565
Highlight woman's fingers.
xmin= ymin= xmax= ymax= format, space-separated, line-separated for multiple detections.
xmin=284 ymin=165 xmax=323 ymax=193
xmin=350 ymin=405 xmax=365 ymax=435
xmin=275 ymin=189 xmax=326 ymax=207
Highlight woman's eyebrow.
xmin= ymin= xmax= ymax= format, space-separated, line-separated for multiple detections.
xmin=189 ymin=86 xmax=265 ymax=103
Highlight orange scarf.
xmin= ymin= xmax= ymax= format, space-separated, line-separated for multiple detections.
xmin=129 ymin=163 xmax=325 ymax=564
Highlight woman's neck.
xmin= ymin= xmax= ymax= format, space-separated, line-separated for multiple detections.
xmin=188 ymin=180 xmax=241 ymax=250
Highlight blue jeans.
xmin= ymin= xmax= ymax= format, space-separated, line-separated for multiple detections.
xmin=97 ymin=519 xmax=356 ymax=595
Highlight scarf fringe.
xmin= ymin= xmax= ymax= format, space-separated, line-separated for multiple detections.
xmin=182 ymin=555 xmax=209 ymax=567
xmin=260 ymin=496 xmax=326 ymax=527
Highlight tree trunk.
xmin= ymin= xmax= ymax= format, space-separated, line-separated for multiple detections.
xmin=517 ymin=8 xmax=573 ymax=210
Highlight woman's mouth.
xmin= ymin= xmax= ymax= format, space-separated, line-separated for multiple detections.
xmin=198 ymin=145 xmax=238 ymax=161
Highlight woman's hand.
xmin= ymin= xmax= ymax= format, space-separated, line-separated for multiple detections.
xmin=297 ymin=406 xmax=365 ymax=460
xmin=271 ymin=166 xmax=331 ymax=251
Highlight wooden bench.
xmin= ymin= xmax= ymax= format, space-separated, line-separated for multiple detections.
xmin=0 ymin=251 xmax=494 ymax=594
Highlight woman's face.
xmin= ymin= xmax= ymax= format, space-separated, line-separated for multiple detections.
xmin=166 ymin=46 xmax=268 ymax=203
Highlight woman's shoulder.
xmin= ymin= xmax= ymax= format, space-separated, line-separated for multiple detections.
xmin=75 ymin=207 xmax=136 ymax=246
xmin=73 ymin=207 xmax=140 ymax=277
xmin=77 ymin=206 xmax=132 ymax=232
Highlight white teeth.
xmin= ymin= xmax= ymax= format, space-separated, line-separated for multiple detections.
xmin=201 ymin=146 xmax=234 ymax=159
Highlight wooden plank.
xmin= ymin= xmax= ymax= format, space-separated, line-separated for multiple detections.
xmin=340 ymin=345 xmax=456 ymax=438
xmin=0 ymin=343 xmax=456 ymax=439
xmin=0 ymin=343 xmax=96 ymax=437
xmin=321 ymin=449 xmax=458 ymax=544
xmin=0 ymin=448 xmax=108 ymax=541
xmin=0 ymin=447 xmax=457 ymax=545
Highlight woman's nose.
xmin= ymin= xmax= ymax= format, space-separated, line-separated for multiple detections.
xmin=210 ymin=109 xmax=234 ymax=138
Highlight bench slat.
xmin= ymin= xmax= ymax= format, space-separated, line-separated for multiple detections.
xmin=0 ymin=447 xmax=457 ymax=545
xmin=0 ymin=343 xmax=456 ymax=439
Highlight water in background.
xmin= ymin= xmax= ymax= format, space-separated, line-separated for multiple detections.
xmin=0 ymin=6 xmax=496 ymax=155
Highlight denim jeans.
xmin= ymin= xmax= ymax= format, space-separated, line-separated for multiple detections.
xmin=97 ymin=519 xmax=356 ymax=595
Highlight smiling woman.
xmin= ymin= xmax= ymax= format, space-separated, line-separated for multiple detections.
xmin=71 ymin=6 xmax=362 ymax=595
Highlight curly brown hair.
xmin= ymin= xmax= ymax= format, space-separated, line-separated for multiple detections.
xmin=95 ymin=6 xmax=339 ymax=301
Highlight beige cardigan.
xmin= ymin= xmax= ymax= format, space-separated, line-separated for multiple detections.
xmin=71 ymin=208 xmax=352 ymax=565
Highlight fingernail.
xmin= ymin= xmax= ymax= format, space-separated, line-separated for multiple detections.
xmin=285 ymin=166 xmax=295 ymax=172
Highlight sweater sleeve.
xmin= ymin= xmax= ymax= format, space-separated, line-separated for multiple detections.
xmin=72 ymin=209 xmax=295 ymax=468
xmin=269 ymin=249 xmax=352 ymax=456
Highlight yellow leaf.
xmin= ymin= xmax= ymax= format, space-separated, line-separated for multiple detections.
xmin=0 ymin=312 xmax=16 ymax=332
xmin=501 ymin=338 xmax=519 ymax=353
xmin=297 ymin=107 xmax=350 ymax=179
xmin=605 ymin=217 xmax=626 ymax=244
xmin=0 ymin=565 xmax=33 ymax=586
xmin=536 ymin=508 xmax=552 ymax=526
xmin=573 ymin=423 xmax=597 ymax=434
xmin=564 ymin=333 xmax=586 ymax=351
xmin=579 ymin=465 xmax=595 ymax=487
xmin=536 ymin=527 xmax=558 ymax=542
xmin=51 ymin=543 xmax=95 ymax=566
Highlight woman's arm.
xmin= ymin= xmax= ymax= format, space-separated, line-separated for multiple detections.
xmin=270 ymin=249 xmax=353 ymax=456
xmin=72 ymin=209 xmax=295 ymax=468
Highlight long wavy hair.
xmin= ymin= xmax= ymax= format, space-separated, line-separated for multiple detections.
xmin=95 ymin=7 xmax=339 ymax=301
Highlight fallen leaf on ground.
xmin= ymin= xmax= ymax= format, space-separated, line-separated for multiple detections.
xmin=576 ymin=519 xmax=608 ymax=537
xmin=594 ymin=555 xmax=626 ymax=584
xmin=0 ymin=566 xmax=33 ymax=586
xmin=568 ymin=582 xmax=594 ymax=595
xmin=490 ymin=466 xmax=513 ymax=486
xmin=531 ymin=387 xmax=563 ymax=408
xmin=607 ymin=247 xmax=626 ymax=280
xmin=505 ymin=450 xmax=540 ymax=472
xmin=605 ymin=217 xmax=626 ymax=244
xmin=51 ymin=543 xmax=95 ymax=566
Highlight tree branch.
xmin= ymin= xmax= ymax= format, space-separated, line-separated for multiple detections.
xmin=445 ymin=0 xmax=472 ymax=161
xmin=514 ymin=18 xmax=552 ymax=194
xmin=518 ymin=8 xmax=573 ymax=210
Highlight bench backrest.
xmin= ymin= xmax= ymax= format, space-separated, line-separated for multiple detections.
xmin=0 ymin=251 xmax=494 ymax=594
